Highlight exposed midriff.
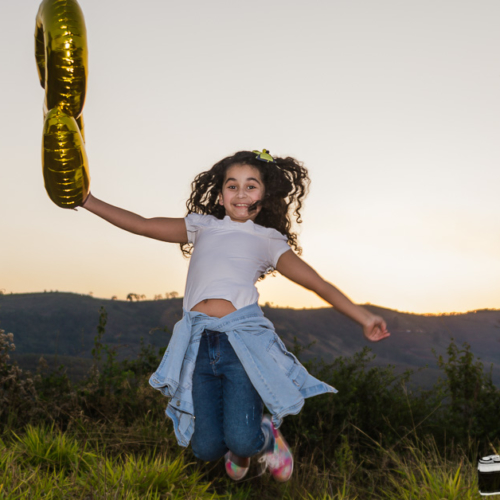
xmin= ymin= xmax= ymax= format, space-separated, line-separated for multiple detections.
xmin=190 ymin=298 xmax=237 ymax=318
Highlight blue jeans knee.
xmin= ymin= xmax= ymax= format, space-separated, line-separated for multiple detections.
xmin=192 ymin=437 xmax=227 ymax=462
xmin=224 ymin=419 xmax=266 ymax=458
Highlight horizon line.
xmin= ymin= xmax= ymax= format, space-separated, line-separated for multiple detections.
xmin=2 ymin=290 xmax=499 ymax=317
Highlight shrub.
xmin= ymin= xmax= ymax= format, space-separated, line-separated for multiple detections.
xmin=434 ymin=339 xmax=500 ymax=453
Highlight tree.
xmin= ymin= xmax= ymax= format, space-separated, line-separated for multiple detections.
xmin=127 ymin=293 xmax=146 ymax=302
xmin=436 ymin=339 xmax=500 ymax=445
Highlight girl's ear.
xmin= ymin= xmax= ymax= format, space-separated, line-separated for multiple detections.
xmin=219 ymin=194 xmax=224 ymax=205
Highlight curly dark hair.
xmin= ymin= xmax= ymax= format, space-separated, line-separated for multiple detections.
xmin=181 ymin=151 xmax=310 ymax=260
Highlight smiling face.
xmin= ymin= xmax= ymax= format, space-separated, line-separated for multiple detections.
xmin=219 ymin=163 xmax=265 ymax=223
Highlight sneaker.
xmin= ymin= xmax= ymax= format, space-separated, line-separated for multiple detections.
xmin=259 ymin=415 xmax=294 ymax=482
xmin=225 ymin=451 xmax=249 ymax=481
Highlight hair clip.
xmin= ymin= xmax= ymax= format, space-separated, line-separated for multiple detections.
xmin=253 ymin=149 xmax=276 ymax=163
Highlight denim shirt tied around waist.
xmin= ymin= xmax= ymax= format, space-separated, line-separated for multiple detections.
xmin=149 ymin=303 xmax=337 ymax=447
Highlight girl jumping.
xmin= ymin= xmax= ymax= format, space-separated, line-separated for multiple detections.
xmin=82 ymin=149 xmax=390 ymax=482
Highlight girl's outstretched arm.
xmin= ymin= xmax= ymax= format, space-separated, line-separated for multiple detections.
xmin=276 ymin=250 xmax=390 ymax=342
xmin=82 ymin=193 xmax=188 ymax=244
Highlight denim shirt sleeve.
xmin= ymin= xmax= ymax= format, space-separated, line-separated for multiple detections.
xmin=149 ymin=312 xmax=203 ymax=447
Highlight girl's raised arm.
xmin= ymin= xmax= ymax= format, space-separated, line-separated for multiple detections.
xmin=276 ymin=250 xmax=390 ymax=342
xmin=82 ymin=193 xmax=188 ymax=244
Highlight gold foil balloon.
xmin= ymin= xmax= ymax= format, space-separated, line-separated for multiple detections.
xmin=35 ymin=0 xmax=90 ymax=208
xmin=42 ymin=108 xmax=90 ymax=207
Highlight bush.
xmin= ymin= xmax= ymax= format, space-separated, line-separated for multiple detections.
xmin=434 ymin=339 xmax=500 ymax=454
xmin=0 ymin=328 xmax=38 ymax=427
xmin=286 ymin=346 xmax=442 ymax=465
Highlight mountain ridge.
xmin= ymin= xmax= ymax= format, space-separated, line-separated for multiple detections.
xmin=1 ymin=292 xmax=499 ymax=387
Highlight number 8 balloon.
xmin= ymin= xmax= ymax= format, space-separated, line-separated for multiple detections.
xmin=35 ymin=0 xmax=90 ymax=208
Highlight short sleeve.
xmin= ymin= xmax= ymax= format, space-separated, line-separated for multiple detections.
xmin=268 ymin=234 xmax=291 ymax=268
xmin=184 ymin=213 xmax=213 ymax=245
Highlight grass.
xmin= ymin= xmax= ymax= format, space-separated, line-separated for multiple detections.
xmin=0 ymin=425 xmax=217 ymax=499
xmin=379 ymin=437 xmax=482 ymax=500
xmin=0 ymin=424 xmax=489 ymax=499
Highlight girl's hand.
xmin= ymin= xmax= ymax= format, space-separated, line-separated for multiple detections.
xmin=362 ymin=315 xmax=390 ymax=342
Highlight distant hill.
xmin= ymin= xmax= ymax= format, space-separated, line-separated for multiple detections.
xmin=1 ymin=292 xmax=499 ymax=387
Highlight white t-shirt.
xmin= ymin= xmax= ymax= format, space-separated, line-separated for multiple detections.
xmin=183 ymin=213 xmax=291 ymax=311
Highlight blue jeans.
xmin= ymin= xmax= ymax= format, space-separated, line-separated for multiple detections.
xmin=191 ymin=329 xmax=271 ymax=461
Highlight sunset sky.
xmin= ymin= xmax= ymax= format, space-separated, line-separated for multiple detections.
xmin=1 ymin=0 xmax=499 ymax=314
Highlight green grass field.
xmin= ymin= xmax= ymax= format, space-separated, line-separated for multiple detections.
xmin=0 ymin=423 xmax=487 ymax=499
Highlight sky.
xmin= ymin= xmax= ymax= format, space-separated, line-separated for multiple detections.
xmin=1 ymin=0 xmax=499 ymax=314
